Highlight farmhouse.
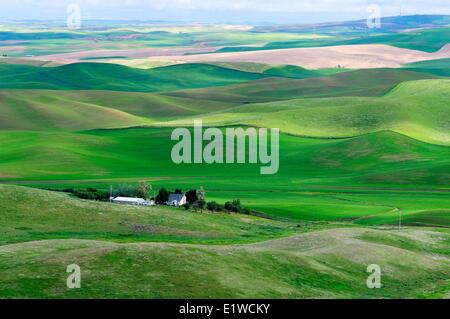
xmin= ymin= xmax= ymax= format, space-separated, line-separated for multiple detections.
xmin=167 ymin=193 xmax=187 ymax=206
xmin=112 ymin=197 xmax=154 ymax=206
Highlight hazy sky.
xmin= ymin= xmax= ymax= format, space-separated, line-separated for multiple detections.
xmin=1 ymin=0 xmax=449 ymax=24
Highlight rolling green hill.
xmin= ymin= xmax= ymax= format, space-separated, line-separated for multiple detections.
xmin=169 ymin=80 xmax=450 ymax=145
xmin=346 ymin=27 xmax=450 ymax=53
xmin=0 ymin=185 xmax=448 ymax=299
xmin=403 ymin=58 xmax=450 ymax=77
xmin=1 ymin=62 xmax=439 ymax=98
xmin=211 ymin=62 xmax=350 ymax=78
xmin=1 ymin=229 xmax=449 ymax=299
xmin=0 ymin=90 xmax=152 ymax=131
xmin=1 ymin=128 xmax=447 ymax=183
xmin=0 ymin=89 xmax=238 ymax=131
xmin=1 ymin=127 xmax=449 ymax=224
xmin=0 ymin=184 xmax=299 ymax=245
xmin=263 ymin=65 xmax=349 ymax=79
xmin=168 ymin=68 xmax=439 ymax=104
xmin=217 ymin=24 xmax=450 ymax=53
xmin=0 ymin=57 xmax=57 ymax=67
xmin=0 ymin=63 xmax=268 ymax=92
xmin=0 ymin=63 xmax=43 ymax=77
xmin=1 ymin=17 xmax=449 ymax=300
xmin=1 ymin=68 xmax=439 ymax=132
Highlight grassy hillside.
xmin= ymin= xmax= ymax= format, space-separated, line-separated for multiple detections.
xmin=217 ymin=24 xmax=450 ymax=53
xmin=0 ymin=90 xmax=153 ymax=131
xmin=211 ymin=62 xmax=350 ymax=78
xmin=404 ymin=58 xmax=450 ymax=69
xmin=0 ymin=63 xmax=268 ymax=92
xmin=0 ymin=77 xmax=448 ymax=222
xmin=1 ymin=18 xmax=449 ymax=300
xmin=1 ymin=128 xmax=449 ymax=223
xmin=1 ymin=68 xmax=439 ymax=132
xmin=0 ymin=89 xmax=237 ymax=131
xmin=1 ymin=228 xmax=449 ymax=299
xmin=0 ymin=57 xmax=57 ymax=67
xmin=0 ymin=185 xmax=448 ymax=299
xmin=0 ymin=185 xmax=448 ymax=298
xmin=0 ymin=185 xmax=299 ymax=245
xmin=168 ymin=69 xmax=438 ymax=104
xmin=242 ymin=80 xmax=450 ymax=145
xmin=0 ymin=29 xmax=192 ymax=57
xmin=1 ymin=128 xmax=448 ymax=184
xmin=263 ymin=65 xmax=349 ymax=79
xmin=346 ymin=27 xmax=450 ymax=53
xmin=167 ymin=79 xmax=450 ymax=145
xmin=403 ymin=58 xmax=450 ymax=77
xmin=0 ymin=63 xmax=42 ymax=77
xmin=1 ymin=62 xmax=439 ymax=97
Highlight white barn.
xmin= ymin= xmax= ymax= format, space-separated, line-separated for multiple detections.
xmin=112 ymin=197 xmax=154 ymax=206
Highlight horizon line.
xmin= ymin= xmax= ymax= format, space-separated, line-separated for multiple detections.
xmin=1 ymin=13 xmax=449 ymax=27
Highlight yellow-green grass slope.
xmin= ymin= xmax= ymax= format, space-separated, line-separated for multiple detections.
xmin=167 ymin=79 xmax=450 ymax=145
xmin=1 ymin=78 xmax=448 ymax=145
xmin=0 ymin=128 xmax=448 ymax=225
xmin=0 ymin=63 xmax=268 ymax=92
xmin=0 ymin=185 xmax=301 ymax=245
xmin=167 ymin=68 xmax=438 ymax=104
xmin=0 ymin=185 xmax=448 ymax=299
xmin=1 ymin=128 xmax=448 ymax=187
xmin=0 ymin=90 xmax=153 ymax=131
xmin=0 ymin=90 xmax=237 ymax=131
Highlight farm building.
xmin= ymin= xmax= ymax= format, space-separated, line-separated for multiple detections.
xmin=112 ymin=197 xmax=154 ymax=206
xmin=167 ymin=194 xmax=187 ymax=206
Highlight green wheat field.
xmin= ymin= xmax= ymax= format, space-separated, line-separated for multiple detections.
xmin=0 ymin=15 xmax=449 ymax=299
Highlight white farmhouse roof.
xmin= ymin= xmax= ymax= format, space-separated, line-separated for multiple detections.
xmin=168 ymin=194 xmax=185 ymax=203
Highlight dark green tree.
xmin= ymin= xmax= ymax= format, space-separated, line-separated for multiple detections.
xmin=224 ymin=201 xmax=233 ymax=212
xmin=224 ymin=199 xmax=243 ymax=213
xmin=196 ymin=200 xmax=206 ymax=212
xmin=232 ymin=199 xmax=242 ymax=212
xmin=113 ymin=184 xmax=136 ymax=197
xmin=156 ymin=188 xmax=170 ymax=204
xmin=186 ymin=190 xmax=198 ymax=204
xmin=207 ymin=201 xmax=220 ymax=212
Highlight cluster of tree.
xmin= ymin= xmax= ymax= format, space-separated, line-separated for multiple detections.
xmin=183 ymin=199 xmax=250 ymax=214
xmin=155 ymin=188 xmax=169 ymax=204
xmin=63 ymin=188 xmax=109 ymax=201
xmin=113 ymin=182 xmax=153 ymax=199
xmin=224 ymin=199 xmax=250 ymax=214
xmin=183 ymin=200 xmax=206 ymax=212
xmin=64 ymin=182 xmax=153 ymax=202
